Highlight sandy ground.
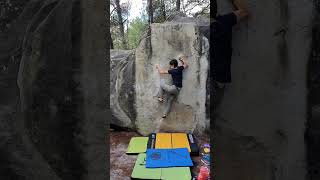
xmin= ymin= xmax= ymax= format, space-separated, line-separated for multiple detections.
xmin=110 ymin=129 xmax=210 ymax=180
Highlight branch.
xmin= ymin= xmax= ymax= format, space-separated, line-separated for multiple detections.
xmin=194 ymin=4 xmax=210 ymax=17
xmin=122 ymin=18 xmax=128 ymax=24
xmin=110 ymin=7 xmax=116 ymax=15
xmin=110 ymin=0 xmax=115 ymax=8
xmin=184 ymin=0 xmax=209 ymax=13
xmin=185 ymin=4 xmax=200 ymax=13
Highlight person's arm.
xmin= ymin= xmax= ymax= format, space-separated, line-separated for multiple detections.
xmin=231 ymin=0 xmax=249 ymax=21
xmin=155 ymin=64 xmax=169 ymax=74
xmin=179 ymin=56 xmax=188 ymax=69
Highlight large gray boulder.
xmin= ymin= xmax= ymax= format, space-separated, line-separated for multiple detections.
xmin=0 ymin=0 xmax=108 ymax=179
xmin=214 ymin=1 xmax=313 ymax=180
xmin=110 ymin=17 xmax=210 ymax=136
xmin=135 ymin=22 xmax=209 ymax=135
xmin=110 ymin=50 xmax=136 ymax=129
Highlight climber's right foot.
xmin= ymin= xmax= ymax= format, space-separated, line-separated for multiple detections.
xmin=162 ymin=114 xmax=167 ymax=118
xmin=158 ymin=97 xmax=163 ymax=102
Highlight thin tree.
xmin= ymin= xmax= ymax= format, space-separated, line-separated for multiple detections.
xmin=161 ymin=0 xmax=166 ymax=21
xmin=110 ymin=33 xmax=114 ymax=49
xmin=176 ymin=0 xmax=180 ymax=11
xmin=115 ymin=0 xmax=127 ymax=49
xmin=147 ymin=0 xmax=153 ymax=24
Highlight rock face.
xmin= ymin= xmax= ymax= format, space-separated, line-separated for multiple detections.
xmin=135 ymin=22 xmax=209 ymax=135
xmin=166 ymin=14 xmax=210 ymax=40
xmin=0 ymin=0 xmax=30 ymax=33
xmin=306 ymin=2 xmax=320 ymax=179
xmin=110 ymin=16 xmax=210 ymax=136
xmin=214 ymin=1 xmax=313 ymax=180
xmin=0 ymin=0 xmax=107 ymax=179
xmin=110 ymin=49 xmax=136 ymax=129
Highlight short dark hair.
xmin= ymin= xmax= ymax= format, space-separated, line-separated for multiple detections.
xmin=169 ymin=59 xmax=178 ymax=67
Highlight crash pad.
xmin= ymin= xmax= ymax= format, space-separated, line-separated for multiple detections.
xmin=131 ymin=153 xmax=161 ymax=179
xmin=155 ymin=133 xmax=172 ymax=149
xmin=147 ymin=133 xmax=200 ymax=156
xmin=146 ymin=148 xmax=193 ymax=168
xmin=172 ymin=133 xmax=191 ymax=152
xmin=161 ymin=167 xmax=192 ymax=180
xmin=127 ymin=137 xmax=149 ymax=154
xmin=131 ymin=153 xmax=192 ymax=180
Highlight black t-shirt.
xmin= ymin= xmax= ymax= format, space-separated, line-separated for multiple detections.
xmin=168 ymin=66 xmax=184 ymax=88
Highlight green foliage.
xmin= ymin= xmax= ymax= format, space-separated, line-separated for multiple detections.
xmin=127 ymin=18 xmax=148 ymax=49
xmin=153 ymin=0 xmax=166 ymax=23
xmin=110 ymin=0 xmax=210 ymax=49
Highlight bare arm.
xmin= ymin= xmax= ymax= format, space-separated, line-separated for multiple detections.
xmin=179 ymin=56 xmax=188 ymax=69
xmin=231 ymin=0 xmax=249 ymax=21
xmin=155 ymin=64 xmax=169 ymax=74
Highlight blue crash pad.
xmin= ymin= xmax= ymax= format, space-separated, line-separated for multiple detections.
xmin=146 ymin=148 xmax=193 ymax=168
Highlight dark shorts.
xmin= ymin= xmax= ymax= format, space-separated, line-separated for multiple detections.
xmin=212 ymin=12 xmax=237 ymax=83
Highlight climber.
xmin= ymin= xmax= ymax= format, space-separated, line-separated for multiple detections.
xmin=155 ymin=55 xmax=188 ymax=118
xmin=213 ymin=0 xmax=249 ymax=88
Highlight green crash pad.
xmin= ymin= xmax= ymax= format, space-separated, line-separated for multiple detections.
xmin=131 ymin=153 xmax=191 ymax=180
xmin=127 ymin=137 xmax=149 ymax=154
xmin=131 ymin=153 xmax=161 ymax=179
xmin=161 ymin=167 xmax=192 ymax=180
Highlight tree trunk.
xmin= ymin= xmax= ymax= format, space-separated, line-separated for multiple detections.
xmin=108 ymin=28 xmax=113 ymax=49
xmin=161 ymin=0 xmax=166 ymax=21
xmin=110 ymin=29 xmax=114 ymax=49
xmin=212 ymin=0 xmax=217 ymax=18
xmin=147 ymin=0 xmax=153 ymax=24
xmin=115 ymin=0 xmax=127 ymax=49
xmin=81 ymin=0 xmax=109 ymax=178
xmin=176 ymin=0 xmax=180 ymax=11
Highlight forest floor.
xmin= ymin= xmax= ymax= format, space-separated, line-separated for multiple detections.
xmin=110 ymin=129 xmax=210 ymax=180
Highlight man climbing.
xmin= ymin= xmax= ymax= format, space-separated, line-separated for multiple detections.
xmin=155 ymin=55 xmax=188 ymax=118
xmin=212 ymin=0 xmax=249 ymax=88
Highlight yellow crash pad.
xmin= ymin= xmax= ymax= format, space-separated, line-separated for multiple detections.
xmin=155 ymin=133 xmax=172 ymax=149
xmin=172 ymin=133 xmax=191 ymax=152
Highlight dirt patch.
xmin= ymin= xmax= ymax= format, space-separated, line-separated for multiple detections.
xmin=110 ymin=129 xmax=210 ymax=179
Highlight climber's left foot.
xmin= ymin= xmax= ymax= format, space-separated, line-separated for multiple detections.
xmin=158 ymin=97 xmax=164 ymax=102
xmin=162 ymin=114 xmax=167 ymax=118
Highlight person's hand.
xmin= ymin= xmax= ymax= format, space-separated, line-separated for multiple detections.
xmin=179 ymin=55 xmax=186 ymax=61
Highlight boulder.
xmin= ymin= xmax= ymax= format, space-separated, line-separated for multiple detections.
xmin=214 ymin=1 xmax=313 ymax=179
xmin=135 ymin=21 xmax=209 ymax=135
xmin=166 ymin=13 xmax=210 ymax=39
xmin=0 ymin=0 xmax=108 ymax=179
xmin=110 ymin=49 xmax=136 ymax=128
xmin=110 ymin=16 xmax=210 ymax=136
